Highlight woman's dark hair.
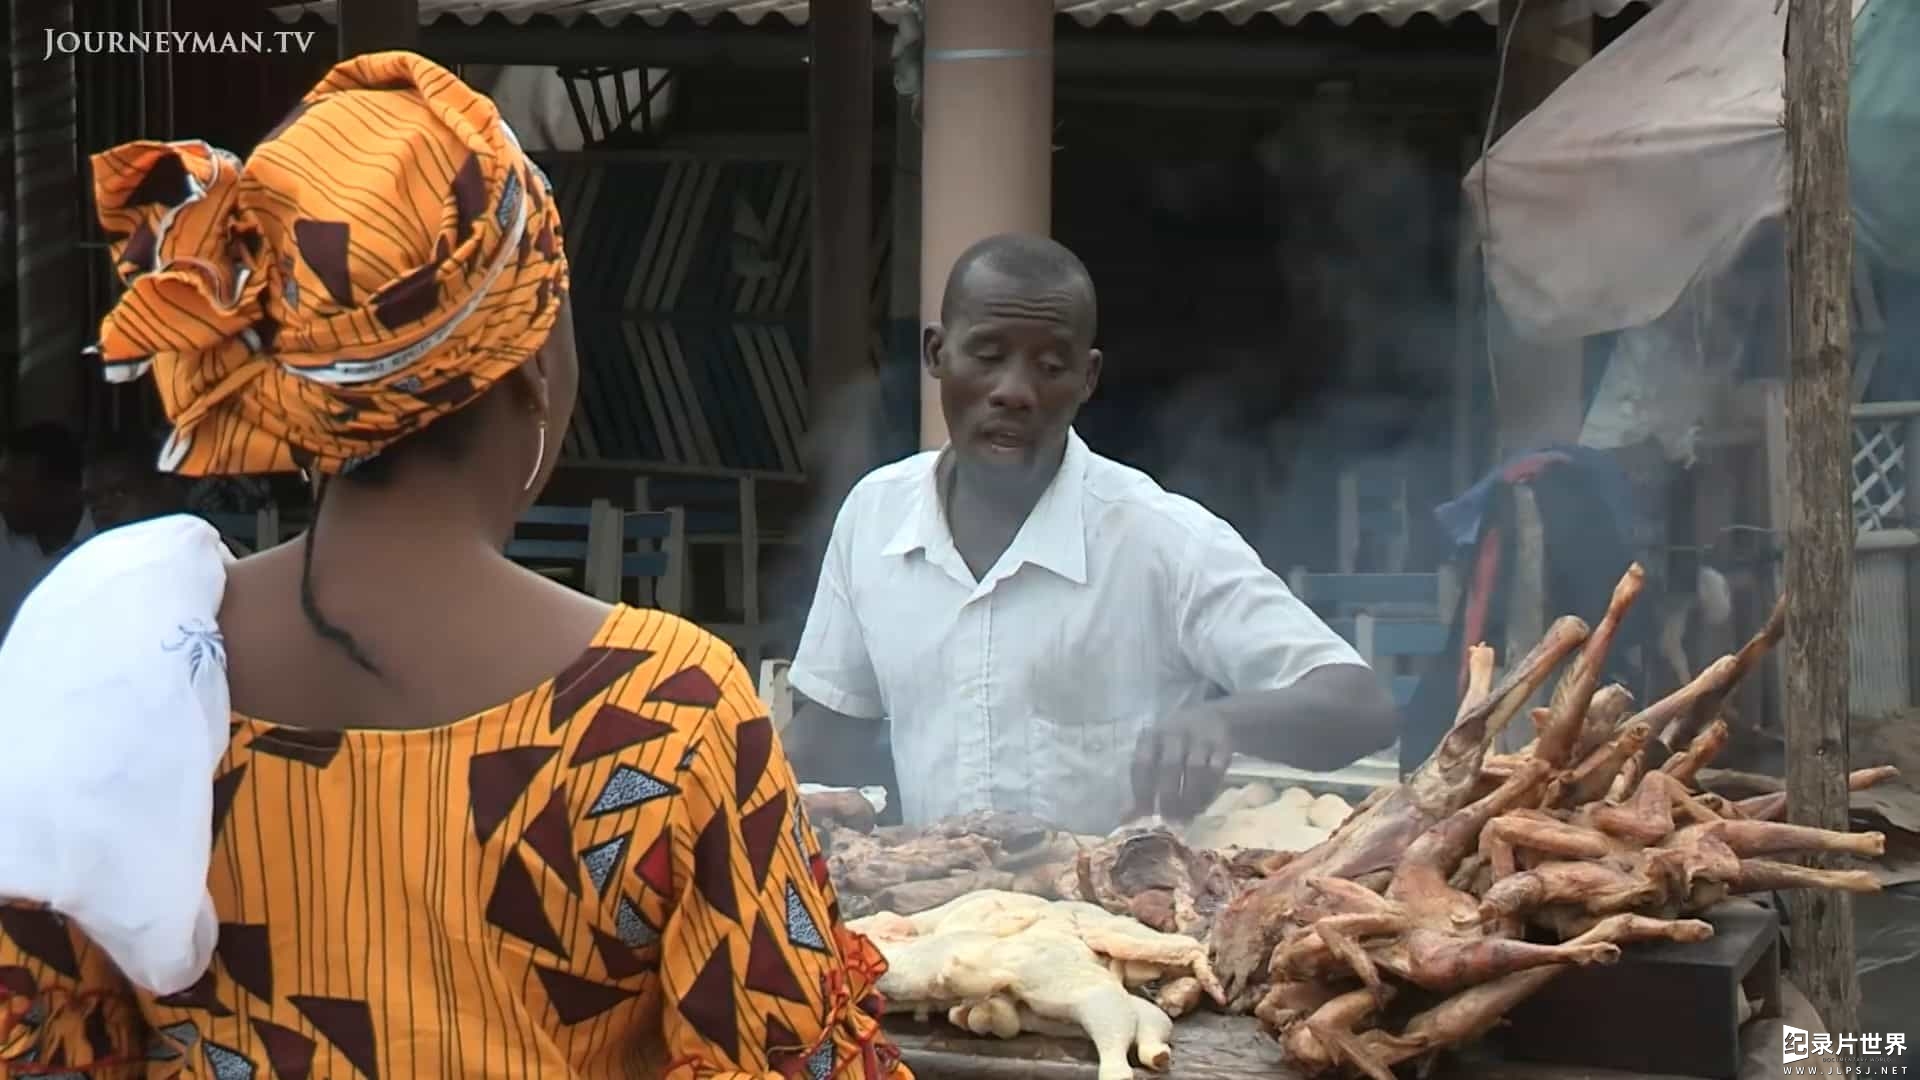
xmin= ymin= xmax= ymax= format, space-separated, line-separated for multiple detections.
xmin=298 ymin=398 xmax=492 ymax=675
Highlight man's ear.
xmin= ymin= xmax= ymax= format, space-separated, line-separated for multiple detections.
xmin=922 ymin=323 xmax=945 ymax=377
xmin=1082 ymin=347 xmax=1103 ymax=404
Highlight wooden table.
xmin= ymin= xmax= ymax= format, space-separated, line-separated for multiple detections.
xmin=887 ymin=1012 xmax=1707 ymax=1080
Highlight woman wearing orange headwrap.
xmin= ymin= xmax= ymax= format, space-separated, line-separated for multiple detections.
xmin=0 ymin=53 xmax=907 ymax=1079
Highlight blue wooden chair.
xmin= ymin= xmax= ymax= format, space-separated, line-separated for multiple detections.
xmin=599 ymin=505 xmax=689 ymax=616
xmin=1288 ymin=570 xmax=1449 ymax=618
xmin=1326 ymin=614 xmax=1451 ymax=708
xmin=633 ymin=474 xmax=776 ymax=663
xmin=507 ymin=501 xmax=611 ymax=593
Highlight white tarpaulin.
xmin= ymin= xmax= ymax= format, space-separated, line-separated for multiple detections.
xmin=1464 ymin=0 xmax=1859 ymax=342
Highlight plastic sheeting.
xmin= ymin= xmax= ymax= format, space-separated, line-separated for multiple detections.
xmin=1850 ymin=0 xmax=1920 ymax=276
xmin=1466 ymin=0 xmax=1881 ymax=343
xmin=1465 ymin=0 xmax=1799 ymax=342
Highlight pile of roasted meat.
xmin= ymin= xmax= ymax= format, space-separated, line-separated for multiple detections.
xmin=1203 ymin=565 xmax=1894 ymax=1078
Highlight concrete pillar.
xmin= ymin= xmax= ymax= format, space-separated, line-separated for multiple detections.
xmin=917 ymin=0 xmax=1054 ymax=449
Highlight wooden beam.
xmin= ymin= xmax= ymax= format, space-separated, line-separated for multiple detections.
xmin=1782 ymin=0 xmax=1860 ymax=1044
xmin=381 ymin=21 xmax=1494 ymax=79
xmin=337 ymin=0 xmax=417 ymax=58
xmin=806 ymin=0 xmax=875 ymax=511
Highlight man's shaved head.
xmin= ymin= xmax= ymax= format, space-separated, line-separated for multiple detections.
xmin=940 ymin=233 xmax=1097 ymax=342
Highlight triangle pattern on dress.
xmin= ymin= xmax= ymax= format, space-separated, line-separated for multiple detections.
xmin=614 ymin=894 xmax=661 ymax=949
xmin=587 ymin=764 xmax=677 ymax=818
xmin=250 ymin=1018 xmax=316 ymax=1080
xmin=579 ymin=835 xmax=630 ymax=896
xmin=693 ymin=811 xmax=741 ymax=924
xmin=568 ymin=704 xmax=676 ymax=766
xmin=202 ymin=1038 xmax=255 ymax=1080
xmin=807 ymin=1041 xmax=836 ymax=1080
xmin=646 ymin=666 xmax=723 ymax=708
xmin=733 ymin=716 xmax=773 ymax=803
xmin=634 ymin=832 xmax=674 ymax=895
xmin=739 ymin=791 xmax=787 ymax=890
xmin=678 ymin=947 xmax=740 ymax=1059
xmin=485 ymin=851 xmax=570 ymax=959
xmin=744 ymin=917 xmax=807 ymax=1003
xmin=521 ymin=785 xmax=583 ymax=896
xmin=286 ymin=995 xmax=380 ymax=1080
xmin=550 ymin=647 xmax=654 ymax=732
xmin=536 ymin=964 xmax=640 ymax=1026
xmin=591 ymin=927 xmax=649 ymax=979
xmin=468 ymin=745 xmax=558 ymax=844
xmin=783 ymin=881 xmax=829 ymax=954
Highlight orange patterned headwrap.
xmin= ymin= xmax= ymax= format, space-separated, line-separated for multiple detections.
xmin=87 ymin=51 xmax=569 ymax=478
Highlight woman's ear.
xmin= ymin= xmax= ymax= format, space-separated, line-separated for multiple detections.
xmin=506 ymin=361 xmax=551 ymax=419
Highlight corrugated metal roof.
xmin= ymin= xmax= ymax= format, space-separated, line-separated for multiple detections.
xmin=272 ymin=0 xmax=1649 ymax=32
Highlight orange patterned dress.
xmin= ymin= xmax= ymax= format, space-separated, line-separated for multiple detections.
xmin=0 ymin=607 xmax=909 ymax=1079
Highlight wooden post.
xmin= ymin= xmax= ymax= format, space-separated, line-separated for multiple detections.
xmin=337 ymin=0 xmax=418 ymax=58
xmin=1782 ymin=0 xmax=1860 ymax=1042
xmin=806 ymin=0 xmax=874 ymax=510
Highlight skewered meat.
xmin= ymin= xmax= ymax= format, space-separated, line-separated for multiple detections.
xmin=1211 ymin=617 xmax=1590 ymax=1002
xmin=1197 ymin=564 xmax=1892 ymax=1077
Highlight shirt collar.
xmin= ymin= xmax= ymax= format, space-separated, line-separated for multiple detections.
xmin=882 ymin=429 xmax=1091 ymax=589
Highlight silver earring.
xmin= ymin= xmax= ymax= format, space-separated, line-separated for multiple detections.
xmin=523 ymin=421 xmax=547 ymax=492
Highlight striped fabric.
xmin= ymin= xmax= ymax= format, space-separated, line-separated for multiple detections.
xmin=544 ymin=156 xmax=891 ymax=476
xmin=86 ymin=52 xmax=569 ymax=478
xmin=0 ymin=607 xmax=908 ymax=1078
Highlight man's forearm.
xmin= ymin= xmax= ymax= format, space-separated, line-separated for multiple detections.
xmin=785 ymin=695 xmax=891 ymax=787
xmin=1217 ymin=665 xmax=1398 ymax=772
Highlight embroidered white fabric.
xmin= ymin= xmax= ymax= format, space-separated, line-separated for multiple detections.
xmin=0 ymin=514 xmax=233 ymax=994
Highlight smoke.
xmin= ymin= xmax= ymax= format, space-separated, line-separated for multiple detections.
xmin=1062 ymin=107 xmax=1468 ymax=572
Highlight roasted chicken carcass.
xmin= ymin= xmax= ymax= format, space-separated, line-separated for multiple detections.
xmin=1199 ymin=566 xmax=1892 ymax=1078
xmin=1210 ymin=609 xmax=1594 ymax=1003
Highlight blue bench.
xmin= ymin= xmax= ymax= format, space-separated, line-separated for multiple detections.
xmin=1326 ymin=615 xmax=1449 ymax=708
xmin=607 ymin=508 xmax=688 ymax=615
xmin=506 ymin=502 xmax=620 ymax=596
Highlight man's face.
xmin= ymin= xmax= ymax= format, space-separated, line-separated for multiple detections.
xmin=83 ymin=458 xmax=176 ymax=530
xmin=926 ymin=267 xmax=1102 ymax=476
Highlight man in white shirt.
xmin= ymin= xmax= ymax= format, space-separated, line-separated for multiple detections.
xmin=0 ymin=424 xmax=92 ymax=639
xmin=787 ymin=234 xmax=1395 ymax=834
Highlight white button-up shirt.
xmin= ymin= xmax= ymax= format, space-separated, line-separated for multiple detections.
xmin=790 ymin=430 xmax=1366 ymax=834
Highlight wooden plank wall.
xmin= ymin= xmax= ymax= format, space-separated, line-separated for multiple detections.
xmin=539 ymin=150 xmax=893 ymax=479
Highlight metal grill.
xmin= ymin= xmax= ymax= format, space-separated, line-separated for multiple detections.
xmin=1852 ymin=417 xmax=1908 ymax=532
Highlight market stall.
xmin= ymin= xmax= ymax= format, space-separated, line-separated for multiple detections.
xmin=808 ymin=566 xmax=1892 ymax=1079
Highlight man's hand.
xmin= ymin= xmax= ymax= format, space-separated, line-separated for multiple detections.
xmin=1130 ymin=705 xmax=1235 ymax=822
